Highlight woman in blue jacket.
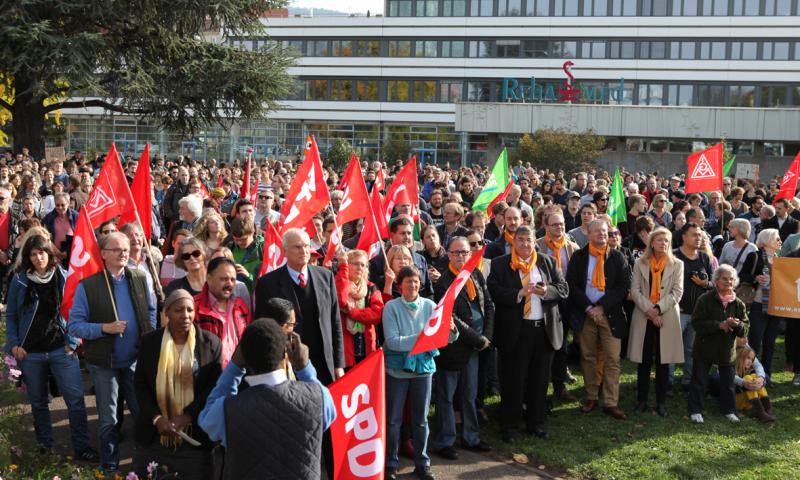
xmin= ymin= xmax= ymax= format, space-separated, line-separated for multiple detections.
xmin=4 ymin=234 xmax=97 ymax=461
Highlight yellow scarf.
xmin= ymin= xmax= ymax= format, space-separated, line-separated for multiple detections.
xmin=449 ymin=262 xmax=476 ymax=301
xmin=649 ymin=254 xmax=667 ymax=304
xmin=545 ymin=233 xmax=567 ymax=271
xmin=588 ymin=243 xmax=607 ymax=292
xmin=156 ymin=324 xmax=196 ymax=447
xmin=503 ymin=230 xmax=515 ymax=245
xmin=511 ymin=248 xmax=537 ymax=318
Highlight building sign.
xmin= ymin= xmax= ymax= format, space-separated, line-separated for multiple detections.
xmin=502 ymin=61 xmax=626 ymax=104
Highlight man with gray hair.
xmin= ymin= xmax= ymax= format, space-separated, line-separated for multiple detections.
xmin=176 ymin=193 xmax=202 ymax=232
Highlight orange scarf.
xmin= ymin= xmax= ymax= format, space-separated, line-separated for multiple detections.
xmin=649 ymin=254 xmax=667 ymax=304
xmin=545 ymin=233 xmax=567 ymax=271
xmin=588 ymin=243 xmax=607 ymax=291
xmin=449 ymin=263 xmax=476 ymax=301
xmin=503 ymin=230 xmax=515 ymax=245
xmin=510 ymin=247 xmax=537 ymax=275
xmin=476 ymin=256 xmax=484 ymax=275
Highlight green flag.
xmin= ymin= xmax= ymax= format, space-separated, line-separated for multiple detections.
xmin=723 ymin=155 xmax=735 ymax=176
xmin=472 ymin=147 xmax=510 ymax=212
xmin=607 ymin=167 xmax=626 ymax=227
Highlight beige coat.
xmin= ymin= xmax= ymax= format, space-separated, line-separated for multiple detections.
xmin=627 ymin=257 xmax=685 ymax=364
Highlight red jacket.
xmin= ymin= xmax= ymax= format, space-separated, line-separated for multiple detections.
xmin=193 ymin=285 xmax=251 ymax=342
xmin=336 ymin=264 xmax=384 ymax=368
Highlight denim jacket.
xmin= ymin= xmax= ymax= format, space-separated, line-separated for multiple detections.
xmin=4 ymin=267 xmax=79 ymax=354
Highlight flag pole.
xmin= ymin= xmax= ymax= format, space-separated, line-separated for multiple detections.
xmin=101 ymin=269 xmax=123 ymax=337
xmin=135 ymin=211 xmax=165 ymax=304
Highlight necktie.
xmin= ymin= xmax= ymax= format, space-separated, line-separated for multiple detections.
xmin=298 ymin=272 xmax=306 ymax=288
xmin=522 ymin=270 xmax=532 ymax=318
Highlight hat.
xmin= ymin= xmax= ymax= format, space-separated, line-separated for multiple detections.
xmin=567 ymin=191 xmax=581 ymax=200
xmin=210 ymin=187 xmax=225 ymax=198
xmin=164 ymin=289 xmax=194 ymax=312
xmin=670 ymin=176 xmax=681 ymax=182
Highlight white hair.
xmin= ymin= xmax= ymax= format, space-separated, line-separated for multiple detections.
xmin=713 ymin=264 xmax=739 ymax=288
xmin=178 ymin=194 xmax=203 ymax=219
xmin=282 ymin=227 xmax=310 ymax=249
xmin=728 ymin=218 xmax=751 ymax=239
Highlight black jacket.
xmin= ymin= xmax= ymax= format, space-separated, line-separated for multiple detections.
xmin=565 ymin=246 xmax=631 ymax=338
xmin=436 ymin=224 xmax=470 ymax=250
xmin=163 ymin=182 xmax=189 ymax=225
xmin=487 ymin=253 xmax=569 ymax=352
xmin=484 ymin=234 xmax=510 ymax=259
xmin=761 ymin=215 xmax=799 ymax=242
xmin=434 ymin=267 xmax=495 ymax=371
xmin=134 ymin=327 xmax=222 ymax=449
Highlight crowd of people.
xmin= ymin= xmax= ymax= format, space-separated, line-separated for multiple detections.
xmin=2 ymin=146 xmax=799 ymax=479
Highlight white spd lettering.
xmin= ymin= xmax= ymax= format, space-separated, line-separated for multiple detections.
xmin=423 ymin=303 xmax=445 ymax=336
xmin=341 ymin=383 xmax=383 ymax=477
xmin=67 ymin=236 xmax=91 ymax=276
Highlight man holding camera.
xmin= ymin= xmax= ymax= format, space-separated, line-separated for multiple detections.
xmin=672 ymin=222 xmax=714 ymax=389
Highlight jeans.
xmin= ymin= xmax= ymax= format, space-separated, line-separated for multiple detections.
xmin=19 ymin=347 xmax=90 ymax=451
xmin=385 ymin=373 xmax=432 ymax=470
xmin=669 ymin=314 xmax=695 ymax=385
xmin=432 ymin=353 xmax=480 ymax=450
xmin=637 ymin=321 xmax=669 ymax=404
xmin=748 ymin=303 xmax=782 ymax=377
xmin=86 ymin=362 xmax=139 ymax=471
xmin=689 ymin=359 xmax=735 ymax=415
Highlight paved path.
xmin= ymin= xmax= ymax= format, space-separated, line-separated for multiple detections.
xmin=24 ymin=391 xmax=556 ymax=479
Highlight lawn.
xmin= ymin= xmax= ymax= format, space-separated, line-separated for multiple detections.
xmin=480 ymin=339 xmax=800 ymax=480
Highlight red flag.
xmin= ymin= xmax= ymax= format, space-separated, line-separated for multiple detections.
xmin=409 ymin=246 xmax=486 ymax=355
xmin=382 ymin=157 xmax=418 ymax=225
xmin=258 ymin=220 xmax=286 ymax=278
xmin=356 ymin=187 xmax=384 ymax=259
xmin=487 ymin=178 xmax=515 ymax=218
xmin=329 ymin=349 xmax=386 ymax=480
xmin=199 ymin=181 xmax=210 ymax=200
xmin=774 ymin=153 xmax=800 ymax=204
xmin=685 ymin=144 xmax=723 ymax=194
xmin=374 ymin=167 xmax=385 ymax=193
xmin=338 ymin=153 xmax=358 ymax=190
xmin=120 ymin=144 xmax=152 ymax=239
xmin=280 ymin=135 xmax=330 ymax=233
xmin=84 ymin=143 xmax=137 ymax=228
xmin=62 ymin=208 xmax=104 ymax=319
xmin=324 ymin=158 xmax=374 ymax=264
xmin=217 ymin=175 xmax=224 ymax=188
xmin=241 ymin=156 xmax=251 ymax=201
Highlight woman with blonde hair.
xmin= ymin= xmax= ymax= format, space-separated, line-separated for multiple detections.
xmin=335 ymin=249 xmax=384 ymax=368
xmin=628 ymin=227 xmax=684 ymax=417
xmin=383 ymin=245 xmax=414 ymax=302
xmin=193 ymin=210 xmax=228 ymax=251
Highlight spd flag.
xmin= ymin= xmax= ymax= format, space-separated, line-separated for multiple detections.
xmin=409 ymin=246 xmax=486 ymax=355
xmin=768 ymin=257 xmax=800 ymax=319
xmin=85 ymin=143 xmax=137 ymax=228
xmin=382 ymin=157 xmax=418 ymax=225
xmin=119 ymin=144 xmax=152 ymax=239
xmin=258 ymin=220 xmax=286 ymax=278
xmin=329 ymin=349 xmax=386 ymax=480
xmin=62 ymin=208 xmax=104 ymax=319
xmin=280 ymin=135 xmax=330 ymax=233
xmin=773 ymin=153 xmax=800 ymax=204
xmin=685 ymin=144 xmax=723 ymax=194
xmin=324 ymin=159 xmax=372 ymax=265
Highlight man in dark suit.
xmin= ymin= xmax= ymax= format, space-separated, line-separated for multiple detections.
xmin=565 ymin=219 xmax=631 ymax=420
xmin=369 ymin=216 xmax=434 ymax=298
xmin=436 ymin=202 xmax=470 ymax=250
xmin=488 ymin=225 xmax=569 ymax=442
xmin=484 ymin=206 xmax=522 ymax=259
xmin=761 ymin=198 xmax=799 ymax=241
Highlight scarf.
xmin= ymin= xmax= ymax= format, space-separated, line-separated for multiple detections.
xmin=346 ymin=277 xmax=368 ymax=335
xmin=511 ymin=247 xmax=537 ymax=318
xmin=588 ymin=243 xmax=607 ymax=292
xmin=649 ymin=254 xmax=667 ymax=304
xmin=449 ymin=262 xmax=476 ymax=301
xmin=27 ymin=267 xmax=56 ymax=284
xmin=545 ymin=233 xmax=567 ymax=271
xmin=503 ymin=230 xmax=515 ymax=245
xmin=156 ymin=324 xmax=196 ymax=447
xmin=719 ymin=292 xmax=736 ymax=309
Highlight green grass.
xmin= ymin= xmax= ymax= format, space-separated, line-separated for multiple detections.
xmin=480 ymin=339 xmax=800 ymax=480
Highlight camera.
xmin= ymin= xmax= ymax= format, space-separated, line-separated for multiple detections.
xmin=691 ymin=270 xmax=708 ymax=280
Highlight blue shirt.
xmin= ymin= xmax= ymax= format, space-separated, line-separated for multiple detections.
xmin=585 ymin=253 xmax=605 ymax=306
xmin=199 ymin=361 xmax=337 ymax=448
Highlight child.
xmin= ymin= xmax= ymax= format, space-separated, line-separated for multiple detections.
xmin=735 ymin=345 xmax=776 ymax=423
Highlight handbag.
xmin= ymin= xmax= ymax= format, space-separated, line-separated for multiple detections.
xmin=733 ymin=245 xmax=757 ymax=306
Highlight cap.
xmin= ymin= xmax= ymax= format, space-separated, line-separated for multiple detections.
xmin=670 ymin=176 xmax=681 ymax=182
xmin=567 ymin=191 xmax=581 ymax=199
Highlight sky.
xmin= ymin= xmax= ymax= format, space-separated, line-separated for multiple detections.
xmin=291 ymin=0 xmax=384 ymax=14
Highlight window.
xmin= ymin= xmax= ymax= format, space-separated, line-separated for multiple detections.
xmin=670 ymin=41 xmax=695 ymax=59
xmin=388 ymin=0 xmax=412 ymax=15
xmin=356 ymin=80 xmax=378 ymax=101
xmin=306 ymin=80 xmax=328 ymax=100
xmin=388 ymin=40 xmax=412 ymax=57
xmin=764 ymin=42 xmax=790 ymax=60
xmin=552 ymin=41 xmax=578 ymax=58
xmin=415 ymin=0 xmax=438 ymax=15
xmin=468 ymin=40 xmax=492 ymax=57
xmin=581 ymin=41 xmax=606 ymax=58
xmin=699 ymin=41 xmax=726 ymax=60
xmin=497 ymin=40 xmax=521 ymax=57
xmin=331 ymin=80 xmax=354 ymax=101
xmin=765 ymin=0 xmax=792 ymax=15
xmin=442 ymin=40 xmax=466 ymax=57
xmin=703 ymin=0 xmax=729 ymax=15
xmin=730 ymin=85 xmax=756 ymax=106
xmin=414 ymin=40 xmax=438 ymax=57
xmin=641 ymin=41 xmax=666 ymax=59
xmin=554 ymin=0 xmax=580 ymax=15
xmin=731 ymin=41 xmax=758 ymax=59
xmin=672 ymin=0 xmax=698 ymax=15
xmin=283 ymin=40 xmax=303 ymax=54
xmin=526 ymin=0 xmax=551 ymax=14
xmin=443 ymin=0 xmax=467 ymax=15
xmin=695 ymin=85 xmax=726 ymax=106
xmin=761 ymin=86 xmax=790 ymax=107
xmin=471 ymin=0 xmax=494 ymax=15
xmin=610 ymin=41 xmax=636 ymax=58
xmin=388 ymin=80 xmax=411 ymax=101
xmin=413 ymin=80 xmax=437 ymax=102
xmin=523 ymin=40 xmax=550 ymax=57
xmin=332 ymin=40 xmax=353 ymax=56
xmin=355 ymin=40 xmax=380 ymax=56
xmin=499 ymin=0 xmax=523 ymax=15
xmin=732 ymin=0 xmax=760 ymax=15
xmin=306 ymin=40 xmax=329 ymax=57
xmin=583 ymin=0 xmax=609 ymax=15
xmin=642 ymin=0 xmax=668 ymax=15
xmin=440 ymin=81 xmax=464 ymax=102
xmin=795 ymin=42 xmax=800 ymax=60
xmin=612 ymin=0 xmax=638 ymax=15
xmin=467 ymin=82 xmax=491 ymax=102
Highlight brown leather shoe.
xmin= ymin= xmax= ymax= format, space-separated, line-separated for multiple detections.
xmin=557 ymin=390 xmax=578 ymax=402
xmin=603 ymin=406 xmax=628 ymax=420
xmin=581 ymin=399 xmax=597 ymax=413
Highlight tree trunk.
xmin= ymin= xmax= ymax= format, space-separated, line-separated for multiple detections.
xmin=11 ymin=78 xmax=46 ymax=159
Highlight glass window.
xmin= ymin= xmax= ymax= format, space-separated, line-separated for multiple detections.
xmin=415 ymin=40 xmax=438 ymax=57
xmin=642 ymin=41 xmax=666 ymax=59
xmin=306 ymin=40 xmax=329 ymax=57
xmin=440 ymin=81 xmax=464 ymax=102
xmin=497 ymin=40 xmax=521 ymax=57
xmin=766 ymin=0 xmax=792 ymax=14
xmin=670 ymin=41 xmax=695 ymax=59
xmin=795 ymin=42 xmax=800 ymax=60
xmin=331 ymin=80 xmax=354 ymax=101
xmin=388 ymin=40 xmax=412 ymax=57
xmin=678 ymin=85 xmax=693 ymax=105
xmin=643 ymin=0 xmax=668 ymax=15
xmin=554 ymin=0 xmax=580 ymax=15
xmin=442 ymin=41 xmax=465 ymax=57
xmin=388 ymin=80 xmax=411 ymax=101
xmin=356 ymin=80 xmax=378 ymax=101
xmin=731 ymin=41 xmax=758 ymax=60
xmin=355 ymin=40 xmax=380 ymax=56
xmin=413 ymin=80 xmax=437 ymax=102
xmin=700 ymin=41 xmax=726 ymax=60
xmin=524 ymin=40 xmax=550 ymax=57
xmin=527 ymin=0 xmax=552 ymax=14
xmin=610 ymin=41 xmax=636 ymax=58
xmin=474 ymin=0 xmax=493 ymax=15
xmin=415 ymin=0 xmax=439 ymax=15
xmin=467 ymin=82 xmax=491 ymax=102
xmin=500 ymin=0 xmax=523 ymax=15
xmin=443 ymin=0 xmax=467 ymax=15
xmin=584 ymin=0 xmax=609 ymax=15
xmin=673 ymin=0 xmax=698 ymax=14
xmin=306 ymin=80 xmax=328 ymax=100
xmin=333 ymin=40 xmax=353 ymax=56
xmin=714 ymin=0 xmax=728 ymax=14
xmin=581 ymin=41 xmax=606 ymax=58
xmin=730 ymin=85 xmax=756 ymax=106
xmin=612 ymin=0 xmax=638 ymax=14
xmin=770 ymin=42 xmax=790 ymax=60
xmin=393 ymin=0 xmax=413 ymax=15
xmin=469 ymin=40 xmax=492 ymax=57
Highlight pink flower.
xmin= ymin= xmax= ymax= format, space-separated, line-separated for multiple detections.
xmin=146 ymin=462 xmax=158 ymax=474
xmin=125 ymin=473 xmax=139 ymax=480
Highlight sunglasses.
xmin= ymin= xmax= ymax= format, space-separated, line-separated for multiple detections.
xmin=608 ymin=231 xmax=620 ymax=237
xmin=181 ymin=250 xmax=203 ymax=261
xmin=598 ymin=198 xmax=609 ymax=201
xmin=259 ymin=195 xmax=273 ymax=200
xmin=469 ymin=240 xmax=484 ymax=247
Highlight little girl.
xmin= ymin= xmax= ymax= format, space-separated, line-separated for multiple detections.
xmin=735 ymin=345 xmax=776 ymax=423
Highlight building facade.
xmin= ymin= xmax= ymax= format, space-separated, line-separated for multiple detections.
xmin=60 ymin=0 xmax=800 ymax=176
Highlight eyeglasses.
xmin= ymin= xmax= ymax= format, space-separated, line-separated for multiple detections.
xmin=608 ymin=231 xmax=620 ymax=237
xmin=469 ymin=240 xmax=484 ymax=247
xmin=181 ymin=250 xmax=203 ymax=261
xmin=598 ymin=198 xmax=609 ymax=202
xmin=259 ymin=195 xmax=273 ymax=200
xmin=103 ymin=248 xmax=129 ymax=256
xmin=449 ymin=250 xmax=470 ymax=257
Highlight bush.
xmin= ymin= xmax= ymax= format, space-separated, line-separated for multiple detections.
xmin=325 ymin=139 xmax=353 ymax=171
xmin=510 ymin=129 xmax=605 ymax=174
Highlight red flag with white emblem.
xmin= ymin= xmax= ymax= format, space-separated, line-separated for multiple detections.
xmin=774 ymin=153 xmax=800 ymax=204
xmin=84 ymin=143 xmax=137 ymax=228
xmin=280 ymin=135 xmax=330 ymax=234
xmin=199 ymin=181 xmax=210 ymax=200
xmin=382 ymin=157 xmax=418 ymax=226
xmin=258 ymin=219 xmax=286 ymax=278
xmin=685 ymin=144 xmax=723 ymax=194
xmin=409 ymin=246 xmax=486 ymax=355
xmin=356 ymin=186 xmax=385 ymax=259
xmin=338 ymin=153 xmax=357 ymax=190
xmin=329 ymin=349 xmax=386 ymax=480
xmin=62 ymin=208 xmax=104 ymax=319
xmin=119 ymin=144 xmax=152 ymax=239
xmin=324 ymin=158 xmax=372 ymax=264
xmin=374 ymin=166 xmax=385 ymax=193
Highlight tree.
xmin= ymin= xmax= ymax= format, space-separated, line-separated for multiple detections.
xmin=326 ymin=139 xmax=353 ymax=171
xmin=0 ymin=0 xmax=296 ymax=158
xmin=381 ymin=138 xmax=410 ymax=164
xmin=510 ymin=129 xmax=606 ymax=174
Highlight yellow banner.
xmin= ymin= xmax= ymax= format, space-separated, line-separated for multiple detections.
xmin=767 ymin=257 xmax=800 ymax=319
